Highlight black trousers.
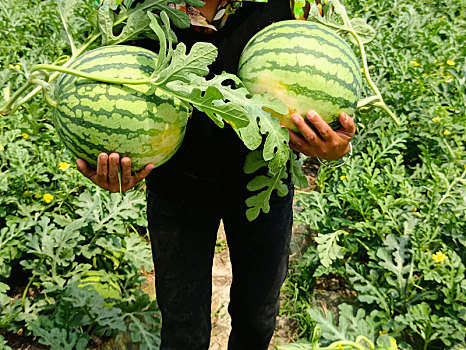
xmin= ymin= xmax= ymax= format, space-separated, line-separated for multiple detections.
xmin=146 ymin=183 xmax=294 ymax=350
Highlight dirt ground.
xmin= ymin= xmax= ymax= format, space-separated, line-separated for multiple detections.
xmin=209 ymin=222 xmax=293 ymax=350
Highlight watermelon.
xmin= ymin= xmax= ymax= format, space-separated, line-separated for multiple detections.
xmin=53 ymin=45 xmax=189 ymax=172
xmin=78 ymin=270 xmax=121 ymax=307
xmin=238 ymin=20 xmax=362 ymax=131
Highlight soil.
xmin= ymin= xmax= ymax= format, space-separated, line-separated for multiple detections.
xmin=209 ymin=222 xmax=295 ymax=350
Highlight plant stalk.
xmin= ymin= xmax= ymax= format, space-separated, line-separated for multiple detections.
xmin=31 ymin=64 xmax=152 ymax=85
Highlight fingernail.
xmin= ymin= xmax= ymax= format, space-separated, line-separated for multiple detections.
xmin=291 ymin=114 xmax=300 ymax=123
xmin=344 ymin=113 xmax=349 ymax=123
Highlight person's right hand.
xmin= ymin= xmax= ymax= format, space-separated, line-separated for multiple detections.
xmin=76 ymin=152 xmax=154 ymax=193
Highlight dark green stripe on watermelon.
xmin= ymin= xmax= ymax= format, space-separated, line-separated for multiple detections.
xmin=241 ymin=59 xmax=360 ymax=98
xmin=238 ymin=46 xmax=360 ymax=87
xmin=53 ymin=45 xmax=188 ymax=171
xmin=244 ymin=21 xmax=359 ymax=65
xmin=241 ymin=32 xmax=360 ymax=75
xmin=237 ymin=20 xmax=363 ymax=130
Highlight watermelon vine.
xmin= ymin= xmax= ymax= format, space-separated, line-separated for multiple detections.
xmin=0 ymin=0 xmax=399 ymax=221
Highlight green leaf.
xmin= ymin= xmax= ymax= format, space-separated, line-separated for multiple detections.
xmin=153 ymin=3 xmax=191 ymax=28
xmin=375 ymin=234 xmax=412 ymax=298
xmin=307 ymin=303 xmax=378 ymax=344
xmin=29 ymin=326 xmax=90 ymax=350
xmin=124 ymin=232 xmax=154 ymax=272
xmin=165 ymin=74 xmax=250 ymax=129
xmin=314 ymin=230 xmax=347 ymax=268
xmin=346 ymin=264 xmax=390 ymax=313
xmin=131 ymin=0 xmax=190 ymax=29
xmin=155 ymin=42 xmax=218 ymax=84
xmin=184 ymin=0 xmax=205 ymax=7
xmin=57 ymin=0 xmax=79 ymax=54
xmin=289 ymin=152 xmax=309 ymax=189
xmin=98 ymin=6 xmax=152 ymax=45
xmin=243 ymin=150 xmax=268 ymax=174
xmin=245 ymin=167 xmax=289 ymax=221
xmin=123 ymin=291 xmax=161 ymax=350
xmin=348 ymin=18 xmax=376 ymax=44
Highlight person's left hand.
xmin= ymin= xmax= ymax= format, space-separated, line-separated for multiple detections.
xmin=287 ymin=110 xmax=356 ymax=161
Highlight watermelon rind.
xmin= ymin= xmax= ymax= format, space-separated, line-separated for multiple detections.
xmin=238 ymin=20 xmax=363 ymax=132
xmin=54 ymin=45 xmax=190 ymax=172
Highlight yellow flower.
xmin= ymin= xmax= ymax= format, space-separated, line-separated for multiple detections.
xmin=9 ymin=63 xmax=21 ymax=70
xmin=58 ymin=161 xmax=70 ymax=171
xmin=340 ymin=175 xmax=348 ymax=181
xmin=446 ymin=60 xmax=455 ymax=66
xmin=380 ymin=329 xmax=388 ymax=335
xmin=422 ymin=73 xmax=428 ymax=77
xmin=412 ymin=60 xmax=420 ymax=67
xmin=444 ymin=130 xmax=451 ymax=135
xmin=431 ymin=116 xmax=440 ymax=123
xmin=21 ymin=133 xmax=29 ymax=139
xmin=432 ymin=251 xmax=446 ymax=263
xmin=43 ymin=193 xmax=54 ymax=203
xmin=337 ymin=342 xmax=344 ymax=350
xmin=34 ymin=193 xmax=42 ymax=199
xmin=0 ymin=144 xmax=4 ymax=151
xmin=24 ymin=190 xmax=30 ymax=196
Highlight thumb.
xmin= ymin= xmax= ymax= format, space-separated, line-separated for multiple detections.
xmin=135 ymin=163 xmax=155 ymax=182
xmin=76 ymin=159 xmax=96 ymax=178
xmin=339 ymin=113 xmax=356 ymax=136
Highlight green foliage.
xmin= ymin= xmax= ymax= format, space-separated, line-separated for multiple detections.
xmin=0 ymin=0 xmax=160 ymax=347
xmin=286 ymin=0 xmax=465 ymax=349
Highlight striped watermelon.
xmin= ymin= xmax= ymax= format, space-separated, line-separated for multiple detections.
xmin=53 ymin=45 xmax=189 ymax=172
xmin=238 ymin=20 xmax=362 ymax=131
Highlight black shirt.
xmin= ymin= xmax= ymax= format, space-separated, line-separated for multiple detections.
xmin=145 ymin=0 xmax=293 ymax=198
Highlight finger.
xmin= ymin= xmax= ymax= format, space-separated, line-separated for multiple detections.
xmin=306 ymin=110 xmax=334 ymax=141
xmin=95 ymin=153 xmax=109 ymax=184
xmin=108 ymin=153 xmax=120 ymax=191
xmin=288 ymin=129 xmax=317 ymax=157
xmin=338 ymin=112 xmax=356 ymax=137
xmin=76 ymin=159 xmax=96 ymax=179
xmin=291 ymin=113 xmax=322 ymax=147
xmin=135 ymin=163 xmax=155 ymax=182
xmin=120 ymin=157 xmax=132 ymax=187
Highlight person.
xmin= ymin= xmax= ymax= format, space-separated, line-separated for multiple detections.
xmin=76 ymin=0 xmax=356 ymax=349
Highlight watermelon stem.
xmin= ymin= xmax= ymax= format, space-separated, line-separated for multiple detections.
xmin=1 ymin=0 xmax=178 ymax=116
xmin=310 ymin=0 xmax=401 ymax=127
xmin=30 ymin=78 xmax=57 ymax=109
xmin=0 ymin=81 xmax=34 ymax=115
xmin=31 ymin=64 xmax=153 ymax=86
xmin=21 ymin=275 xmax=35 ymax=308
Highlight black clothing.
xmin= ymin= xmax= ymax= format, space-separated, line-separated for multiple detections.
xmin=146 ymin=184 xmax=294 ymax=350
xmin=145 ymin=0 xmax=294 ymax=349
xmin=145 ymin=0 xmax=293 ymax=196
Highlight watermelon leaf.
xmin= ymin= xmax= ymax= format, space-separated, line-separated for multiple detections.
xmin=131 ymin=0 xmax=191 ymax=29
xmin=289 ymin=152 xmax=309 ymax=189
xmin=315 ymin=230 xmax=347 ymax=268
xmin=165 ymin=79 xmax=249 ymax=128
xmin=123 ymin=291 xmax=161 ymax=350
xmin=244 ymin=151 xmax=290 ymax=221
xmin=57 ymin=0 xmax=80 ymax=54
xmin=307 ymin=303 xmax=379 ymax=344
xmin=98 ymin=6 xmax=153 ymax=45
xmin=349 ymin=18 xmax=376 ymax=44
xmin=154 ymin=42 xmax=218 ymax=84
